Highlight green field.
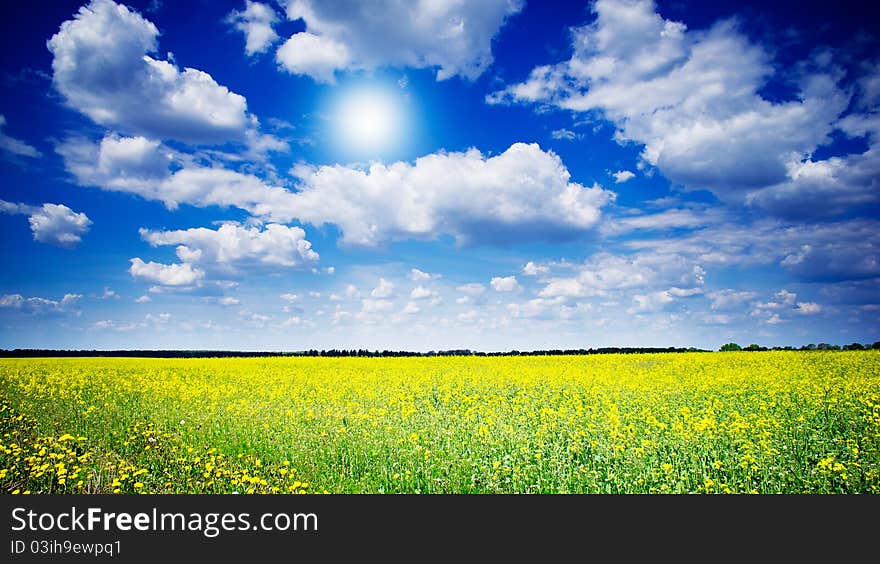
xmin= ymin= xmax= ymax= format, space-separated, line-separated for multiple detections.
xmin=1 ymin=351 xmax=878 ymax=494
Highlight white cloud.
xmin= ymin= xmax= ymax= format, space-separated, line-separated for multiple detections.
xmin=456 ymin=283 xmax=486 ymax=296
xmin=775 ymin=289 xmax=796 ymax=307
xmin=668 ymin=287 xmax=703 ymax=298
xmin=129 ymin=258 xmax=205 ymax=286
xmin=507 ymin=297 xmax=566 ymax=319
xmin=707 ymin=289 xmax=757 ymax=311
xmin=410 ymin=286 xmax=437 ymax=300
xmin=625 ymin=217 xmax=880 ymax=284
xmin=794 ymin=302 xmax=821 ymax=315
xmin=627 ymin=293 xmax=669 ymax=314
xmin=489 ymin=0 xmax=854 ymax=210
xmin=344 ymin=284 xmax=360 ymax=298
xmin=0 ymin=199 xmax=91 ymax=248
xmin=139 ymin=222 xmax=318 ymax=269
xmin=276 ymin=32 xmax=350 ymax=84
xmin=28 ymin=204 xmax=92 ymax=248
xmin=602 ymin=207 xmax=717 ymax=236
xmin=491 ymin=276 xmax=519 ymax=292
xmin=145 ymin=312 xmax=172 ymax=324
xmin=765 ymin=313 xmax=784 ymax=325
xmin=370 ymin=278 xmax=395 ymax=298
xmin=536 ymin=253 xmax=659 ymax=298
xmin=0 ymin=115 xmax=41 ymax=158
xmin=753 ymin=289 xmax=797 ymax=313
xmin=227 ymin=1 xmax=281 ymax=56
xmin=239 ymin=311 xmax=269 ymax=326
xmin=134 ymin=295 xmax=151 ymax=303
xmin=277 ymin=0 xmax=524 ymax=82
xmin=744 ymin=150 xmax=880 ymax=218
xmin=401 ymin=301 xmax=420 ymax=315
xmin=408 ymin=268 xmax=440 ymax=281
xmin=58 ymin=135 xmax=299 ymax=222
xmin=538 ymin=278 xmax=585 ymax=298
xmin=522 ymin=261 xmax=550 ymax=276
xmin=218 ymin=297 xmax=241 ymax=306
xmin=48 ymin=0 xmax=257 ymax=145
xmin=0 ymin=292 xmax=81 ymax=314
xmin=551 ymin=128 xmax=579 ymax=141
xmin=0 ymin=294 xmax=24 ymax=308
xmin=288 ymin=143 xmax=614 ymax=246
xmin=62 ymin=137 xmax=613 ymax=247
xmin=361 ymin=298 xmax=394 ymax=313
xmin=612 ymin=170 xmax=635 ymax=184
xmin=280 ymin=293 xmax=300 ymax=302
xmin=856 ymin=62 xmax=880 ymax=109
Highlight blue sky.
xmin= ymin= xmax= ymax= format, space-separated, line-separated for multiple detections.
xmin=1 ymin=0 xmax=878 ymax=351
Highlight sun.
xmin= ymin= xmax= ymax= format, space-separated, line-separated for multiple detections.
xmin=333 ymin=85 xmax=405 ymax=158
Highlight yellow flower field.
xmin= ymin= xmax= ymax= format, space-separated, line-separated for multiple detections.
xmin=1 ymin=351 xmax=878 ymax=494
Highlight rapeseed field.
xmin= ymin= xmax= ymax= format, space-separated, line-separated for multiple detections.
xmin=1 ymin=352 xmax=877 ymax=494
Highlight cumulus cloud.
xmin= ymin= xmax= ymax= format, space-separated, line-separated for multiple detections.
xmin=410 ymin=286 xmax=437 ymax=300
xmin=280 ymin=315 xmax=301 ymax=327
xmin=626 ymin=218 xmax=880 ymax=284
xmin=100 ymin=287 xmax=119 ymax=299
xmin=57 ymin=135 xmax=299 ymax=222
xmin=536 ymin=252 xmax=683 ymax=298
xmin=344 ymin=285 xmax=360 ymax=298
xmin=522 ymin=261 xmax=550 ymax=276
xmin=628 ymin=287 xmax=701 ymax=314
xmin=765 ymin=313 xmax=784 ymax=325
xmin=488 ymin=0 xmax=863 ymax=214
xmin=401 ymin=301 xmax=420 ymax=315
xmin=0 ymin=115 xmax=41 ymax=158
xmin=60 ymin=137 xmax=612 ymax=245
xmin=129 ymin=258 xmax=205 ymax=286
xmin=745 ymin=149 xmax=880 ymax=218
xmin=612 ymin=170 xmax=635 ymax=184
xmin=139 ymin=222 xmax=318 ymax=270
xmin=0 ymin=292 xmax=82 ymax=315
xmin=507 ymin=296 xmax=567 ymax=319
xmin=707 ymin=289 xmax=757 ymax=311
xmin=0 ymin=199 xmax=91 ymax=248
xmin=794 ymin=302 xmax=821 ymax=315
xmin=491 ymin=276 xmax=519 ymax=292
xmin=370 ymin=278 xmax=395 ymax=298
xmin=457 ymin=283 xmax=486 ymax=296
xmin=276 ymin=32 xmax=351 ymax=84
xmin=288 ymin=143 xmax=614 ymax=246
xmin=276 ymin=0 xmax=524 ymax=82
xmin=226 ymin=1 xmax=281 ymax=56
xmin=408 ymin=268 xmax=441 ymax=281
xmin=48 ymin=0 xmax=259 ymax=145
xmin=754 ymin=289 xmax=797 ymax=311
xmin=361 ymin=298 xmax=394 ymax=313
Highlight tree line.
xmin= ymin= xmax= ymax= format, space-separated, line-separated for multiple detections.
xmin=0 ymin=342 xmax=877 ymax=358
xmin=719 ymin=342 xmax=880 ymax=352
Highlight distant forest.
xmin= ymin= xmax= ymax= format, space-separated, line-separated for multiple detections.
xmin=1 ymin=341 xmax=878 ymax=358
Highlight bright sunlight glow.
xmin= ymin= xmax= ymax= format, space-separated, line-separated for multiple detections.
xmin=334 ymin=86 xmax=404 ymax=157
